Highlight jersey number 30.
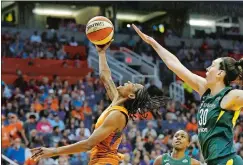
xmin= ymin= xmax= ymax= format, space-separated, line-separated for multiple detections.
xmin=199 ymin=109 xmax=208 ymax=126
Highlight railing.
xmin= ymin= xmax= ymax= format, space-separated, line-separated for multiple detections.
xmin=88 ymin=44 xmax=143 ymax=83
xmin=169 ymin=81 xmax=185 ymax=104
xmin=2 ymin=155 xmax=19 ymax=165
xmin=88 ymin=55 xmax=123 ymax=85
xmin=131 ymin=75 xmax=156 ymax=84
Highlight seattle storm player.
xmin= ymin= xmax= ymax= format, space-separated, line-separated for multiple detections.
xmin=154 ymin=130 xmax=200 ymax=165
xmin=133 ymin=24 xmax=243 ymax=165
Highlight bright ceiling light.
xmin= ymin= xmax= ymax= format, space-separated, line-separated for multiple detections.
xmin=117 ymin=11 xmax=166 ymax=22
xmin=33 ymin=8 xmax=74 ymax=17
xmin=117 ymin=13 xmax=140 ymax=22
xmin=189 ymin=19 xmax=215 ymax=27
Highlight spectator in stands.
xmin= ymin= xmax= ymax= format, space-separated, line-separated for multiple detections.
xmin=75 ymin=121 xmax=91 ymax=138
xmin=144 ymin=135 xmax=155 ymax=154
xmin=41 ymin=31 xmax=48 ymax=42
xmin=7 ymin=113 xmax=29 ymax=146
xmin=142 ymin=121 xmax=157 ymax=138
xmin=5 ymin=138 xmax=27 ymax=165
xmin=2 ymin=116 xmax=12 ymax=152
xmin=30 ymin=31 xmax=42 ymax=43
xmin=2 ymin=81 xmax=12 ymax=99
xmin=75 ymin=127 xmax=89 ymax=142
xmin=24 ymin=114 xmax=38 ymax=138
xmin=57 ymin=156 xmax=70 ymax=165
xmin=69 ymin=36 xmax=78 ymax=46
xmin=28 ymin=129 xmax=44 ymax=148
xmin=60 ymin=34 xmax=68 ymax=44
xmin=36 ymin=117 xmax=52 ymax=134
xmin=48 ymin=113 xmax=65 ymax=131
xmin=118 ymin=135 xmax=132 ymax=154
xmin=57 ymin=45 xmax=67 ymax=60
xmin=50 ymin=126 xmax=62 ymax=147
xmin=120 ymin=153 xmax=132 ymax=165
xmin=186 ymin=116 xmax=198 ymax=135
xmin=13 ymin=69 xmax=28 ymax=92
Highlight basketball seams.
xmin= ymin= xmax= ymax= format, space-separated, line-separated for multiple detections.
xmin=95 ymin=29 xmax=113 ymax=41
xmin=92 ymin=30 xmax=114 ymax=45
xmin=86 ymin=21 xmax=113 ymax=34
xmin=87 ymin=27 xmax=113 ymax=41
xmin=87 ymin=16 xmax=113 ymax=25
xmin=85 ymin=22 xmax=113 ymax=34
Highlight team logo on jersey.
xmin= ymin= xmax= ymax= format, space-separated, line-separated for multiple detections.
xmin=164 ymin=159 xmax=169 ymax=162
xmin=182 ymin=159 xmax=188 ymax=163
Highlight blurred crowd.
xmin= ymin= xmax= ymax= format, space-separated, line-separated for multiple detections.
xmin=1 ymin=30 xmax=243 ymax=165
xmin=1 ymin=30 xmax=88 ymax=61
xmin=2 ymin=72 xmax=243 ymax=165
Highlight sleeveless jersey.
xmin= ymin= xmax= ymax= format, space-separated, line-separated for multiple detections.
xmin=197 ymin=87 xmax=240 ymax=162
xmin=89 ymin=105 xmax=129 ymax=165
xmin=161 ymin=153 xmax=191 ymax=165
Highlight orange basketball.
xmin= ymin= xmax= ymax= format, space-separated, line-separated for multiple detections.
xmin=86 ymin=16 xmax=114 ymax=45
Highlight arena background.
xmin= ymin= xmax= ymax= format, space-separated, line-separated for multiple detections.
xmin=1 ymin=1 xmax=243 ymax=165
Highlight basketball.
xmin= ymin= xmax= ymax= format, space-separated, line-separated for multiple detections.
xmin=86 ymin=16 xmax=114 ymax=45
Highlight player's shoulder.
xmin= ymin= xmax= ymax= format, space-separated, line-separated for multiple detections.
xmin=191 ymin=158 xmax=200 ymax=165
xmin=104 ymin=110 xmax=127 ymax=128
xmin=153 ymin=155 xmax=163 ymax=165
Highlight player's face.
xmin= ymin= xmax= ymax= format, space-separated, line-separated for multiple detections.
xmin=206 ymin=58 xmax=225 ymax=87
xmin=117 ymin=81 xmax=144 ymax=99
xmin=172 ymin=130 xmax=189 ymax=150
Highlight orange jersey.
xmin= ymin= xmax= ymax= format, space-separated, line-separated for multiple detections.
xmin=2 ymin=125 xmax=11 ymax=148
xmin=89 ymin=106 xmax=128 ymax=165
xmin=8 ymin=121 xmax=24 ymax=139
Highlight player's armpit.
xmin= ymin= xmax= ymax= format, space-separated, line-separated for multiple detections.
xmin=86 ymin=110 xmax=126 ymax=147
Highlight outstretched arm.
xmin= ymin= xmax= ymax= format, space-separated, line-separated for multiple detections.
xmin=132 ymin=24 xmax=207 ymax=96
xmin=97 ymin=43 xmax=118 ymax=101
xmin=31 ymin=111 xmax=127 ymax=161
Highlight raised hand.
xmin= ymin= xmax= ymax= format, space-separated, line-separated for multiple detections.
xmin=132 ymin=24 xmax=156 ymax=46
xmin=95 ymin=40 xmax=113 ymax=54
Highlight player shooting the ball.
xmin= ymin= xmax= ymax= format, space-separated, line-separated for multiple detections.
xmin=30 ymin=41 xmax=169 ymax=165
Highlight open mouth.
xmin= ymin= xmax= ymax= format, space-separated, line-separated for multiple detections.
xmin=175 ymin=141 xmax=181 ymax=145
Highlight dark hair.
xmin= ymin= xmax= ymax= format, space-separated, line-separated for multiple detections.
xmin=124 ymin=87 xmax=169 ymax=120
xmin=220 ymin=57 xmax=243 ymax=86
xmin=29 ymin=115 xmax=36 ymax=119
xmin=53 ymin=126 xmax=59 ymax=131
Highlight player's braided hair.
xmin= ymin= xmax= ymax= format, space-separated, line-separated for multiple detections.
xmin=124 ymin=87 xmax=169 ymax=119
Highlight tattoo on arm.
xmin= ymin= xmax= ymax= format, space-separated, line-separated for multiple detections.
xmin=102 ymin=78 xmax=117 ymax=101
